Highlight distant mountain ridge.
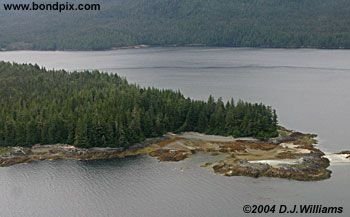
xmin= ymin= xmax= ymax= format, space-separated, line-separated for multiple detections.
xmin=1 ymin=0 xmax=350 ymax=50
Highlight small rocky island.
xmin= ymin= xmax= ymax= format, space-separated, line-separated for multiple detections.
xmin=1 ymin=127 xmax=345 ymax=181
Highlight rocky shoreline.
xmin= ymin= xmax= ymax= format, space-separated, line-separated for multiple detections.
xmin=1 ymin=127 xmax=348 ymax=181
xmin=0 ymin=137 xmax=165 ymax=167
xmin=148 ymin=128 xmax=334 ymax=181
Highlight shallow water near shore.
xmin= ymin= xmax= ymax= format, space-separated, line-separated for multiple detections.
xmin=1 ymin=48 xmax=350 ymax=216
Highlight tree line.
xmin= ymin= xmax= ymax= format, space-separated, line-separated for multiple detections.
xmin=0 ymin=62 xmax=278 ymax=148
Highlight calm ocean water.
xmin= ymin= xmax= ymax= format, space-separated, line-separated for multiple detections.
xmin=0 ymin=48 xmax=349 ymax=217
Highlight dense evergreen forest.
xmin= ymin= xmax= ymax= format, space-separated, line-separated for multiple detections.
xmin=0 ymin=0 xmax=350 ymax=50
xmin=0 ymin=62 xmax=278 ymax=148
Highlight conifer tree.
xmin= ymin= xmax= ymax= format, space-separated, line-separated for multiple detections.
xmin=0 ymin=62 xmax=279 ymax=148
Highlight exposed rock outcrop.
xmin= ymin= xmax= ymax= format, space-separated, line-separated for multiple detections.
xmin=149 ymin=149 xmax=191 ymax=161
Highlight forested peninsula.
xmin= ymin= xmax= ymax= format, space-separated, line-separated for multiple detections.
xmin=1 ymin=0 xmax=350 ymax=50
xmin=0 ymin=62 xmax=336 ymax=181
xmin=0 ymin=62 xmax=278 ymax=149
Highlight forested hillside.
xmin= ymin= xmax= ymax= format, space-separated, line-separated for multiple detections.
xmin=0 ymin=62 xmax=278 ymax=148
xmin=0 ymin=0 xmax=350 ymax=50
